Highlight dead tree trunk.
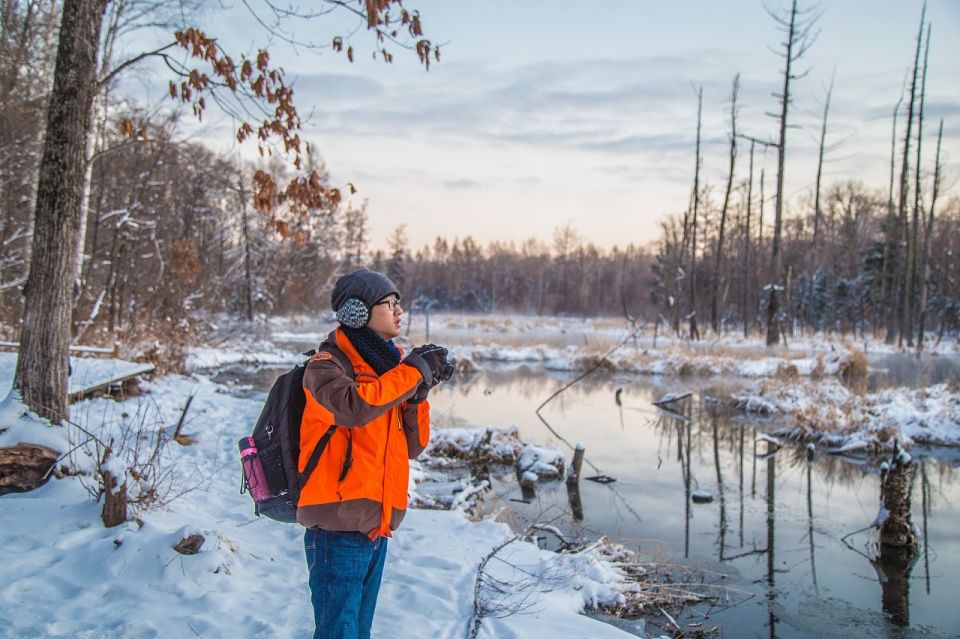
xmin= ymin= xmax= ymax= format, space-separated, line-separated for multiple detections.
xmin=711 ymin=74 xmax=739 ymax=335
xmin=101 ymin=468 xmax=128 ymax=527
xmin=688 ymin=86 xmax=703 ymax=341
xmin=878 ymin=441 xmax=918 ymax=550
xmin=743 ymin=141 xmax=755 ymax=338
xmin=893 ymin=6 xmax=925 ymax=346
xmin=908 ymin=23 xmax=931 ymax=348
xmin=13 ymin=0 xmax=109 ymax=423
xmin=812 ymin=70 xmax=835 ymax=271
xmin=879 ymin=96 xmax=902 ymax=340
xmin=916 ymin=120 xmax=943 ymax=356
xmin=0 ymin=443 xmax=59 ymax=495
xmin=875 ymin=440 xmax=919 ymax=626
xmin=765 ymin=0 xmax=818 ymax=347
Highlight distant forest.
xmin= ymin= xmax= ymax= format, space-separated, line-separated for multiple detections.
xmin=1 ymin=1 xmax=957 ymax=348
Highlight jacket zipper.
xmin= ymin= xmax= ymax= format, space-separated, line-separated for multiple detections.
xmin=379 ymin=411 xmax=393 ymax=532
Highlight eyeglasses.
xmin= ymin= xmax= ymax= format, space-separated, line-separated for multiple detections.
xmin=374 ymin=298 xmax=402 ymax=311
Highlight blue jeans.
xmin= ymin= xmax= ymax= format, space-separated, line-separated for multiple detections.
xmin=304 ymin=528 xmax=389 ymax=639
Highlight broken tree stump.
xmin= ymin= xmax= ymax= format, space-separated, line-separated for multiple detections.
xmin=878 ymin=440 xmax=918 ymax=550
xmin=101 ymin=468 xmax=128 ymax=528
xmin=873 ymin=439 xmax=919 ymax=626
xmin=566 ymin=443 xmax=585 ymax=486
xmin=519 ymin=471 xmax=537 ymax=501
xmin=0 ymin=443 xmax=59 ymax=495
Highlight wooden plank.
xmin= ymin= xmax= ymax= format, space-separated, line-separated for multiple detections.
xmin=67 ymin=359 xmax=155 ymax=401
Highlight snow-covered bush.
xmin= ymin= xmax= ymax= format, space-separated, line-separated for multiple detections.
xmin=68 ymin=395 xmax=198 ymax=526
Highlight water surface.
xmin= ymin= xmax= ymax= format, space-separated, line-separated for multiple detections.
xmin=431 ymin=369 xmax=959 ymax=638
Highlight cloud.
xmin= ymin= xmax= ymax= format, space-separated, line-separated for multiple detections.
xmin=442 ymin=178 xmax=483 ymax=189
xmin=290 ymin=72 xmax=385 ymax=105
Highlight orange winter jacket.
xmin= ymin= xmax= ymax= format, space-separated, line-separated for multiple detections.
xmin=296 ymin=328 xmax=430 ymax=539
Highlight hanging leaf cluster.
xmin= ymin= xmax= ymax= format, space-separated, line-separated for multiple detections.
xmin=336 ymin=0 xmax=439 ymax=69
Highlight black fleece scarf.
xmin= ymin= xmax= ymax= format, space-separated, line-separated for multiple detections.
xmin=341 ymin=326 xmax=401 ymax=376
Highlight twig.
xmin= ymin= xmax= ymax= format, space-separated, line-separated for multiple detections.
xmin=535 ymin=323 xmax=643 ymax=469
xmin=173 ymin=392 xmax=196 ymax=439
xmin=468 ymin=536 xmax=520 ymax=639
xmin=42 ymin=436 xmax=96 ymax=480
xmin=659 ymin=606 xmax=682 ymax=633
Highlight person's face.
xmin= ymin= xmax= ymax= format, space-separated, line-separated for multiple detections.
xmin=367 ymin=294 xmax=402 ymax=340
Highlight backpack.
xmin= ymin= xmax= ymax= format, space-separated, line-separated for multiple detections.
xmin=238 ymin=346 xmax=354 ymax=523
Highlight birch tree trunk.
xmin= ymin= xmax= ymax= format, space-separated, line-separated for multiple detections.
xmin=13 ymin=0 xmax=108 ymax=423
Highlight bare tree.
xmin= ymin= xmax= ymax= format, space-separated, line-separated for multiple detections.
xmin=0 ymin=1 xmax=60 ymax=306
xmin=907 ymin=21 xmax=932 ymax=346
xmin=811 ymin=69 xmax=835 ymax=270
xmin=890 ymin=4 xmax=926 ymax=345
xmin=711 ymin=74 xmax=739 ymax=334
xmin=916 ymin=119 xmax=943 ymax=355
xmin=237 ymin=173 xmax=255 ymax=322
xmin=764 ymin=0 xmax=821 ymax=346
xmin=879 ymin=89 xmax=904 ymax=340
xmin=688 ymin=85 xmax=703 ymax=341
xmin=743 ymin=140 xmax=756 ymax=337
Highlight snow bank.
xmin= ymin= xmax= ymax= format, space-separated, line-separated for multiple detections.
xmin=516 ymin=443 xmax=565 ymax=479
xmin=450 ymin=342 xmax=861 ymax=379
xmin=425 ymin=426 xmax=525 ymax=464
xmin=733 ymin=378 xmax=960 ymax=450
xmin=184 ymin=346 xmax=303 ymax=371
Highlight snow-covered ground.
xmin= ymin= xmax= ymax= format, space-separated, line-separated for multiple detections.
xmin=732 ymin=378 xmax=960 ymax=451
xmin=0 ymin=353 xmax=654 ymax=639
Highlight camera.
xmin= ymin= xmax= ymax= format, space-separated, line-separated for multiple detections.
xmin=437 ymin=360 xmax=455 ymax=383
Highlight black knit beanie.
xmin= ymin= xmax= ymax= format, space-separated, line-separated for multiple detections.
xmin=331 ymin=268 xmax=400 ymax=313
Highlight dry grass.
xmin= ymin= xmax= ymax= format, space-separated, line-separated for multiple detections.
xmin=572 ymin=352 xmax=617 ymax=371
xmin=121 ymin=318 xmax=209 ymax=375
xmin=775 ymin=363 xmax=799 ymax=379
xmin=839 ymin=348 xmax=868 ymax=381
xmin=811 ymin=354 xmax=826 ymax=377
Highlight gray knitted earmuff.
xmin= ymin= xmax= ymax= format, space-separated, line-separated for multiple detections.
xmin=336 ymin=297 xmax=370 ymax=328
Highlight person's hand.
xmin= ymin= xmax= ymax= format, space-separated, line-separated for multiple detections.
xmin=410 ymin=344 xmax=448 ymax=385
xmin=407 ymin=382 xmax=431 ymax=404
xmin=404 ymin=344 xmax=449 ymax=386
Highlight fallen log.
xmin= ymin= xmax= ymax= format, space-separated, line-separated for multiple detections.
xmin=0 ymin=443 xmax=59 ymax=495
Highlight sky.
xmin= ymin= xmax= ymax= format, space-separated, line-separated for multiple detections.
xmin=118 ymin=0 xmax=960 ymax=253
